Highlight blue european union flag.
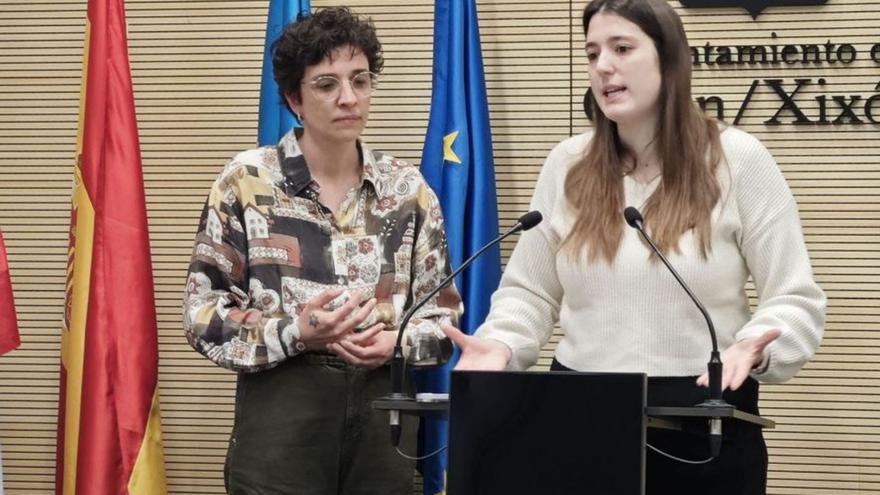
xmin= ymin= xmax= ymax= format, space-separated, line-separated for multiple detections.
xmin=257 ymin=0 xmax=310 ymax=146
xmin=415 ymin=1 xmax=501 ymax=493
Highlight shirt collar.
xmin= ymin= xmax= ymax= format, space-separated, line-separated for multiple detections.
xmin=276 ymin=129 xmax=381 ymax=196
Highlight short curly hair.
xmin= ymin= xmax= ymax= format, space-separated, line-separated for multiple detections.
xmin=272 ymin=7 xmax=384 ymax=108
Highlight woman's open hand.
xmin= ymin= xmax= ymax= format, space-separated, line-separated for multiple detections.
xmin=697 ymin=328 xmax=781 ymax=391
xmin=440 ymin=323 xmax=511 ymax=371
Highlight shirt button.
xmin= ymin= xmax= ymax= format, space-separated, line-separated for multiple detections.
xmin=294 ymin=341 xmax=307 ymax=352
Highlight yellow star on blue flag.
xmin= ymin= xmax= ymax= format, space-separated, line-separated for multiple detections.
xmin=443 ymin=131 xmax=462 ymax=164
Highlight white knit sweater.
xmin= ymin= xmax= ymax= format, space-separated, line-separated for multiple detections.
xmin=476 ymin=127 xmax=825 ymax=382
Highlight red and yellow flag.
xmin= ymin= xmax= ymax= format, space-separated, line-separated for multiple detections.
xmin=56 ymin=0 xmax=167 ymax=493
xmin=0 ymin=229 xmax=20 ymax=356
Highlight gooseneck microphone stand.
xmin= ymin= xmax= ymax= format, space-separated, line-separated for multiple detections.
xmin=623 ymin=206 xmax=731 ymax=457
xmin=384 ymin=210 xmax=543 ymax=446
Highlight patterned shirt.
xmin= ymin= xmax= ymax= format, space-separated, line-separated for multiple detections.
xmin=184 ymin=130 xmax=462 ymax=372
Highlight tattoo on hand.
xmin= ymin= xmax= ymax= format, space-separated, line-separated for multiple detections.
xmin=308 ymin=313 xmax=319 ymax=328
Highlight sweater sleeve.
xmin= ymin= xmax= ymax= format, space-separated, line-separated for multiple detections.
xmin=474 ymin=139 xmax=574 ymax=370
xmin=731 ymin=132 xmax=826 ymax=383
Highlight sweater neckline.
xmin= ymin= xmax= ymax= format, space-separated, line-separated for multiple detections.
xmin=624 ymin=173 xmax=661 ymax=208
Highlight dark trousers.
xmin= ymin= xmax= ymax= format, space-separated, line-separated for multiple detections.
xmin=551 ymin=359 xmax=768 ymax=495
xmin=225 ymin=354 xmax=417 ymax=495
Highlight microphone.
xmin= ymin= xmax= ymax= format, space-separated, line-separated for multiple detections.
xmin=386 ymin=210 xmax=543 ymax=446
xmin=623 ymin=206 xmax=730 ymax=458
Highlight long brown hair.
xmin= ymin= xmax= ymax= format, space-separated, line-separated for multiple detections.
xmin=563 ymin=0 xmax=721 ymax=262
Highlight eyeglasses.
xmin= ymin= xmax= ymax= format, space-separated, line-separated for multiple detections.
xmin=302 ymin=71 xmax=377 ymax=101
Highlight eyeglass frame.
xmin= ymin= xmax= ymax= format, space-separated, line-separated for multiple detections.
xmin=300 ymin=71 xmax=378 ymax=101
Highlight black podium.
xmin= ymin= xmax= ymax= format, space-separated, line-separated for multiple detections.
xmin=373 ymin=370 xmax=774 ymax=495
xmin=448 ymin=370 xmax=646 ymax=494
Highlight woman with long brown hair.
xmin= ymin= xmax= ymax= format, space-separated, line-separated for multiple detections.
xmin=442 ymin=0 xmax=825 ymax=492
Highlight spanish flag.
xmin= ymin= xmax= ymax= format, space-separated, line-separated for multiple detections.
xmin=0 ymin=229 xmax=19 ymax=356
xmin=56 ymin=0 xmax=167 ymax=493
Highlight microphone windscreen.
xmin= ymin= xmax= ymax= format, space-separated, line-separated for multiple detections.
xmin=623 ymin=207 xmax=643 ymax=228
xmin=518 ymin=210 xmax=543 ymax=231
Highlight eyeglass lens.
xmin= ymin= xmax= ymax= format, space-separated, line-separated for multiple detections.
xmin=309 ymin=72 xmax=375 ymax=100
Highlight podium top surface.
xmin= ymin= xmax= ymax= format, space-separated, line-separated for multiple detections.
xmin=373 ymin=370 xmax=775 ymax=429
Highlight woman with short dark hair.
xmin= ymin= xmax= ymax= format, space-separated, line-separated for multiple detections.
xmin=184 ymin=7 xmax=461 ymax=494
